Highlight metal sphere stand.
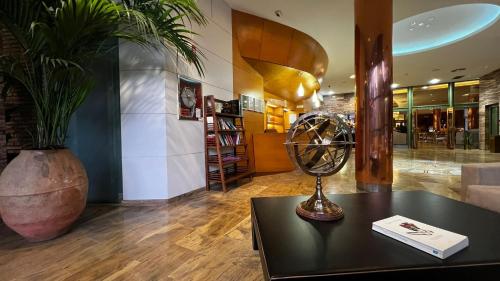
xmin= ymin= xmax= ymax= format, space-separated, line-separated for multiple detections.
xmin=296 ymin=176 xmax=344 ymax=221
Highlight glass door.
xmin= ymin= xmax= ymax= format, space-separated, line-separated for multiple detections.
xmin=490 ymin=105 xmax=499 ymax=136
xmin=486 ymin=104 xmax=499 ymax=150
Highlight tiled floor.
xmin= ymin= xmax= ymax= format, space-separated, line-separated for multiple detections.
xmin=1 ymin=147 xmax=500 ymax=280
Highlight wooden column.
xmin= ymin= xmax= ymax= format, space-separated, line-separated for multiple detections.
xmin=354 ymin=0 xmax=393 ymax=192
xmin=433 ymin=109 xmax=441 ymax=132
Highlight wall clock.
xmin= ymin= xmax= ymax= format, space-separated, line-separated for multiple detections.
xmin=178 ymin=76 xmax=202 ymax=120
xmin=181 ymin=87 xmax=196 ymax=108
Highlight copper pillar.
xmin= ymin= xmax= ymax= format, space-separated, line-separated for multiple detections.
xmin=433 ymin=109 xmax=441 ymax=132
xmin=355 ymin=0 xmax=393 ymax=192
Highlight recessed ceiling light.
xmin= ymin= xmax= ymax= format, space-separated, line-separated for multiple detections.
xmin=391 ymin=83 xmax=400 ymax=89
xmin=422 ymin=86 xmax=429 ymax=89
xmin=429 ymin=78 xmax=441 ymax=84
xmin=349 ymin=74 xmax=355 ymax=79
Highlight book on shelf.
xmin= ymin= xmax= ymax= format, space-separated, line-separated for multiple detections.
xmin=217 ymin=118 xmax=238 ymax=130
xmin=372 ymin=215 xmax=469 ymax=259
xmin=217 ymin=133 xmax=242 ymax=146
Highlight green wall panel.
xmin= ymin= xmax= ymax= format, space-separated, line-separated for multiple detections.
xmin=66 ymin=45 xmax=123 ymax=203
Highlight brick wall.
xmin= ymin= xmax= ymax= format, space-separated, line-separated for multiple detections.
xmin=320 ymin=92 xmax=356 ymax=115
xmin=479 ymin=68 xmax=500 ymax=150
xmin=0 ymin=24 xmax=35 ymax=172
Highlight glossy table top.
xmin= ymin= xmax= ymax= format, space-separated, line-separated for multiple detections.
xmin=251 ymin=191 xmax=500 ymax=280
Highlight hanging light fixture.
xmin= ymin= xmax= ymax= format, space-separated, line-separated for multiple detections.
xmin=316 ymin=90 xmax=324 ymax=102
xmin=297 ymin=82 xmax=305 ymax=97
xmin=312 ymin=90 xmax=321 ymax=109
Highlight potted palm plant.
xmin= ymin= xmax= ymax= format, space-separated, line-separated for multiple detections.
xmin=0 ymin=0 xmax=205 ymax=241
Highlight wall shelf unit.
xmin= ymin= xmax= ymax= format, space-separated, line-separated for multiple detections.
xmin=266 ymin=104 xmax=285 ymax=132
xmin=204 ymin=95 xmax=253 ymax=192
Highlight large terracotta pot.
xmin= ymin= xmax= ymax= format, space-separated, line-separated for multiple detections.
xmin=0 ymin=149 xmax=87 ymax=242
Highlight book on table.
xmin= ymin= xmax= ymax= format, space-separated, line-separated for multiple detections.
xmin=372 ymin=215 xmax=469 ymax=259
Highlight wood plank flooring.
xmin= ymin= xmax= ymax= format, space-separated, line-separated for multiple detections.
xmin=1 ymin=147 xmax=500 ymax=280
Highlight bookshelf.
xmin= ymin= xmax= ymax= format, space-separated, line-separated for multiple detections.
xmin=204 ymin=95 xmax=252 ymax=192
xmin=266 ymin=104 xmax=285 ymax=132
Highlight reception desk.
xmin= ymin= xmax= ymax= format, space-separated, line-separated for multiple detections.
xmin=253 ymin=133 xmax=295 ymax=173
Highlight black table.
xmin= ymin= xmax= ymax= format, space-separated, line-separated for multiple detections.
xmin=251 ymin=191 xmax=500 ymax=280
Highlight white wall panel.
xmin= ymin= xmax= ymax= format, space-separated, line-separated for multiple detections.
xmin=120 ymin=0 xmax=234 ymax=200
xmin=166 ymin=153 xmax=206 ymax=198
xmin=122 ymin=156 xmax=168 ymax=200
xmin=119 ymin=41 xmax=171 ymax=71
xmin=166 ymin=114 xmax=204 ymax=156
xmin=120 ymin=70 xmax=167 ymax=114
xmin=202 ymin=50 xmax=234 ymax=93
xmin=121 ymin=113 xmax=167 ymax=158
xmin=212 ymin=0 xmax=233 ymax=34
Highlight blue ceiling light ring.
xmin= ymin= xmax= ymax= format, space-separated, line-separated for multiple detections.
xmin=393 ymin=4 xmax=500 ymax=56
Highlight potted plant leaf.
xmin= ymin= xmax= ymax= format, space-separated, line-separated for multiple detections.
xmin=0 ymin=0 xmax=205 ymax=241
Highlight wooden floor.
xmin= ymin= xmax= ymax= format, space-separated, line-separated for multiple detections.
xmin=1 ymin=147 xmax=500 ymax=280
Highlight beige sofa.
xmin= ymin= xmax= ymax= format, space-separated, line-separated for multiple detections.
xmin=461 ymin=163 xmax=500 ymax=213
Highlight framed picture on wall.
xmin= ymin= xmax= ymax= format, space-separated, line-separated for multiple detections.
xmin=178 ymin=76 xmax=202 ymax=120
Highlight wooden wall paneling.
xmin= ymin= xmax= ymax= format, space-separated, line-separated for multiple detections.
xmin=286 ymin=31 xmax=317 ymax=76
xmin=232 ymin=11 xmax=263 ymax=61
xmin=243 ymin=111 xmax=265 ymax=171
xmin=253 ymin=133 xmax=295 ymax=173
xmin=232 ymin=9 xmax=329 ymax=171
xmin=260 ymin=21 xmax=293 ymax=66
xmin=232 ymin=11 xmax=265 ymax=171
xmin=247 ymin=59 xmax=318 ymax=102
xmin=232 ymin=10 xmax=328 ymax=80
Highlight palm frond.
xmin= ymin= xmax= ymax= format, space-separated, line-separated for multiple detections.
xmin=0 ymin=0 xmax=207 ymax=148
xmin=123 ymin=0 xmax=207 ymax=76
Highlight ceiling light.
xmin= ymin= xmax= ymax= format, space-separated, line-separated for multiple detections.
xmin=318 ymin=77 xmax=323 ymax=84
xmin=422 ymin=86 xmax=429 ymax=89
xmin=297 ymin=82 xmax=305 ymax=97
xmin=391 ymin=83 xmax=400 ymax=89
xmin=329 ymin=90 xmax=335 ymax=95
xmin=429 ymin=78 xmax=441 ymax=84
xmin=349 ymin=74 xmax=355 ymax=79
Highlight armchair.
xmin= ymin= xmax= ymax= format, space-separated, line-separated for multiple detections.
xmin=461 ymin=163 xmax=500 ymax=213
